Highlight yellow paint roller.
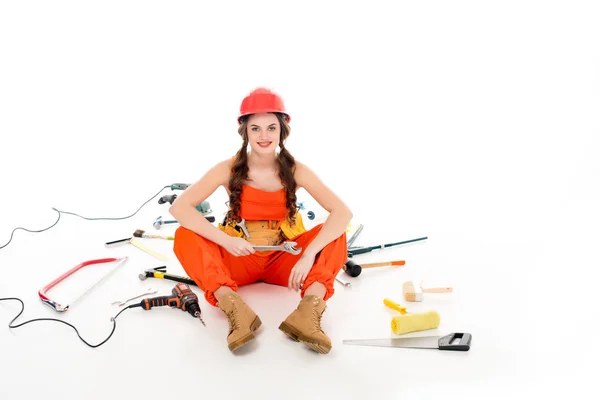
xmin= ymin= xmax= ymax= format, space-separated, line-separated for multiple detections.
xmin=383 ymin=298 xmax=440 ymax=335
xmin=390 ymin=310 xmax=440 ymax=335
xmin=402 ymin=280 xmax=452 ymax=302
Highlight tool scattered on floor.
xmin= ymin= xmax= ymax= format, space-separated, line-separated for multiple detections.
xmin=383 ymin=298 xmax=407 ymax=314
xmin=138 ymin=266 xmax=197 ymax=286
xmin=194 ymin=201 xmax=212 ymax=215
xmin=153 ymin=215 xmax=217 ymax=230
xmin=296 ymin=201 xmax=316 ymax=220
xmin=105 ymin=237 xmax=134 ymax=246
xmin=1 ymin=182 xmax=213 ymax=348
xmin=38 ymin=256 xmax=129 ymax=313
xmin=335 ymin=276 xmax=351 ymax=287
xmin=133 ymin=229 xmax=174 ymax=240
xmin=112 ymin=288 xmax=158 ymax=307
xmin=348 ymin=236 xmax=428 ymax=257
xmin=383 ymin=297 xmax=440 ymax=334
xmin=2 ymin=281 xmax=204 ymax=348
xmin=105 ymin=236 xmax=170 ymax=261
xmin=363 ymin=260 xmax=406 ymax=268
xmin=343 ymin=259 xmax=406 ymax=277
xmin=129 ymin=238 xmax=172 ymax=260
xmin=403 ymin=280 xmax=453 ymax=302
xmin=153 ymin=216 xmax=179 ymax=230
xmin=390 ymin=310 xmax=440 ymax=335
xmin=346 ymin=223 xmax=364 ymax=247
xmin=158 ymin=194 xmax=178 ymax=205
xmin=130 ymin=283 xmax=205 ymax=326
xmin=343 ymin=332 xmax=472 ymax=351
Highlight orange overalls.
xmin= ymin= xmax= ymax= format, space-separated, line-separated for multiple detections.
xmin=173 ymin=184 xmax=348 ymax=307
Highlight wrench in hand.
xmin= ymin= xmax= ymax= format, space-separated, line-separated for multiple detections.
xmin=253 ymin=241 xmax=302 ymax=255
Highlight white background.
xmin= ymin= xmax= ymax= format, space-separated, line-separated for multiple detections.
xmin=1 ymin=1 xmax=598 ymax=399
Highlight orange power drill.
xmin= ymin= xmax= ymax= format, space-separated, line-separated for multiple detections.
xmin=130 ymin=283 xmax=205 ymax=326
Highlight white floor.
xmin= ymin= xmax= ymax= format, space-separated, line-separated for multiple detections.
xmin=1 ymin=1 xmax=599 ymax=399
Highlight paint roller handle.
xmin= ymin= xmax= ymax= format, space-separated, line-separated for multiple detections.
xmin=383 ymin=298 xmax=407 ymax=314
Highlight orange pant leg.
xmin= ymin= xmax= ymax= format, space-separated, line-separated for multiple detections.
xmin=173 ymin=226 xmax=265 ymax=307
xmin=262 ymin=224 xmax=347 ymax=301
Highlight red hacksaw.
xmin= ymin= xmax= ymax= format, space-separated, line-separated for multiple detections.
xmin=38 ymin=256 xmax=129 ymax=313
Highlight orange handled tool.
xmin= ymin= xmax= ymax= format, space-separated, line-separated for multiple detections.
xmin=130 ymin=283 xmax=205 ymax=326
xmin=362 ymin=260 xmax=405 ymax=268
xmin=343 ymin=259 xmax=406 ymax=277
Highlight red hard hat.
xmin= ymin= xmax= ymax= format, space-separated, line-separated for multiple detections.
xmin=238 ymin=87 xmax=291 ymax=124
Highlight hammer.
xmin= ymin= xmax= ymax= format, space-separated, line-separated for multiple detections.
xmin=153 ymin=216 xmax=179 ymax=230
xmin=402 ymin=280 xmax=453 ymax=302
xmin=138 ymin=266 xmax=197 ymax=286
xmin=343 ymin=259 xmax=406 ymax=277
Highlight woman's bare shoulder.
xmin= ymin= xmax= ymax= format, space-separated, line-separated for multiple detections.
xmin=214 ymin=157 xmax=235 ymax=181
xmin=293 ymin=160 xmax=314 ymax=189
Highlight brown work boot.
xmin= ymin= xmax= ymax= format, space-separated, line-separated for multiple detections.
xmin=217 ymin=292 xmax=262 ymax=351
xmin=278 ymin=295 xmax=332 ymax=354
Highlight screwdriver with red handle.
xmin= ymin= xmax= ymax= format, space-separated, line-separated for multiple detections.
xmin=129 ymin=283 xmax=205 ymax=326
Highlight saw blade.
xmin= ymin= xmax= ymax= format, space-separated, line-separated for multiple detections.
xmin=343 ymin=332 xmax=472 ymax=351
xmin=343 ymin=336 xmax=439 ymax=349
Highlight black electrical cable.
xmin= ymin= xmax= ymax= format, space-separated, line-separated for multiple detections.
xmin=0 ymin=297 xmax=134 ymax=348
xmin=0 ymin=185 xmax=170 ymax=250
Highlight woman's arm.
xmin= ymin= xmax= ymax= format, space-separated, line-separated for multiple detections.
xmin=294 ymin=161 xmax=353 ymax=257
xmin=169 ymin=159 xmax=233 ymax=247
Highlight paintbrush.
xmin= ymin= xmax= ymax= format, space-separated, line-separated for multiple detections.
xmin=133 ymin=229 xmax=174 ymax=240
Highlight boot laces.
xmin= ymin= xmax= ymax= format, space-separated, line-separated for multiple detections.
xmin=311 ymin=301 xmax=326 ymax=333
xmin=226 ymin=308 xmax=241 ymax=331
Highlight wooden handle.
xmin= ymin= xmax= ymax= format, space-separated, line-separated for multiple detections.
xmin=422 ymin=287 xmax=453 ymax=293
xmin=361 ymin=260 xmax=406 ymax=269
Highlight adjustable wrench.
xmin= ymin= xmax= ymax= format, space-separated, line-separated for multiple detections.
xmin=253 ymin=241 xmax=302 ymax=255
xmin=237 ymin=218 xmax=251 ymax=238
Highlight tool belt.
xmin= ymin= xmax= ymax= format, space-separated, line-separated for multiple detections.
xmin=219 ymin=213 xmax=308 ymax=245
xmin=244 ymin=220 xmax=284 ymax=246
